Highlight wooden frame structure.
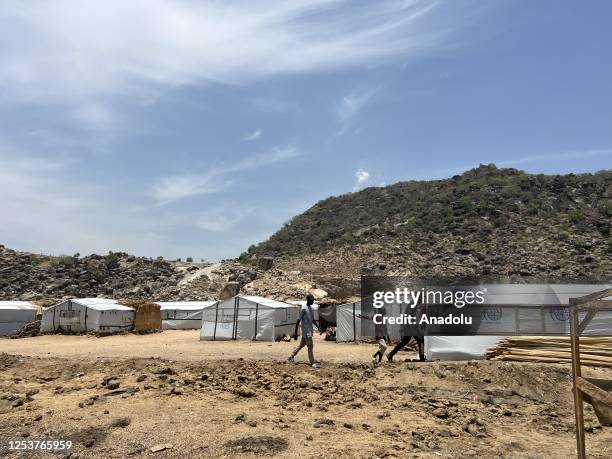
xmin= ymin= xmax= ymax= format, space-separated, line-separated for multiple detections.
xmin=569 ymin=287 xmax=612 ymax=459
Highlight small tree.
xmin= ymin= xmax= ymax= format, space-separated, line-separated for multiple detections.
xmin=104 ymin=252 xmax=120 ymax=269
xmin=186 ymin=257 xmax=193 ymax=262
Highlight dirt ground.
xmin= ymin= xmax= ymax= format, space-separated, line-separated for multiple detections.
xmin=1 ymin=332 xmax=611 ymax=458
xmin=0 ymin=331 xmax=377 ymax=363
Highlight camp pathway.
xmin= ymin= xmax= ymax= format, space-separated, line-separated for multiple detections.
xmin=1 ymin=331 xmax=384 ymax=363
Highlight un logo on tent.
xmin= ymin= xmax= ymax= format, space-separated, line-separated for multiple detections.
xmin=550 ymin=307 xmax=570 ymax=322
xmin=482 ymin=307 xmax=502 ymax=322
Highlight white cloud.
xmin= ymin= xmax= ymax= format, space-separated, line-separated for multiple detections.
xmin=196 ymin=207 xmax=255 ymax=232
xmin=151 ymin=172 xmax=226 ymax=205
xmin=337 ymin=87 xmax=381 ymax=122
xmin=0 ymin=148 xmax=173 ymax=257
xmin=241 ymin=129 xmax=262 ymax=141
xmin=353 ymin=168 xmax=371 ymax=191
xmin=151 ymin=146 xmax=301 ymax=204
xmin=0 ymin=1 xmax=472 ymax=103
xmin=331 ymin=86 xmax=381 ymax=141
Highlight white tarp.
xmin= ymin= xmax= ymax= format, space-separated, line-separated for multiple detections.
xmin=336 ymin=301 xmax=362 ymax=342
xmin=426 ymin=283 xmax=612 ymax=360
xmin=200 ymin=295 xmax=299 ymax=341
xmin=0 ymin=301 xmax=38 ymax=336
xmin=158 ymin=301 xmax=215 ymax=330
xmin=336 ymin=301 xmax=405 ymax=342
xmin=40 ymin=298 xmax=135 ymax=334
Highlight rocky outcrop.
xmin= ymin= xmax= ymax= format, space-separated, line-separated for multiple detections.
xmin=0 ymin=247 xmax=184 ymax=301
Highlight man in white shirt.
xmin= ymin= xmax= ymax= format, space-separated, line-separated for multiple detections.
xmin=287 ymin=294 xmax=320 ymax=368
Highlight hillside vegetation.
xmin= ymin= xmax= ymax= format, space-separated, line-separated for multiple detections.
xmin=247 ymin=165 xmax=612 ymax=279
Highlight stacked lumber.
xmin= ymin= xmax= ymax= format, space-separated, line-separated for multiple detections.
xmin=486 ymin=336 xmax=612 ymax=368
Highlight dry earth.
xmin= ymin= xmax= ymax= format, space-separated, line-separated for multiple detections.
xmin=1 ymin=333 xmax=611 ymax=458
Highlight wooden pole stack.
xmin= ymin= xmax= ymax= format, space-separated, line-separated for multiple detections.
xmin=486 ymin=336 xmax=612 ymax=368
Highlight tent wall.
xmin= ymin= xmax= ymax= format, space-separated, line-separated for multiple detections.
xmin=161 ymin=309 xmax=205 ymax=330
xmin=0 ymin=306 xmax=37 ymax=336
xmin=425 ymin=284 xmax=612 ymax=360
xmin=336 ymin=302 xmax=362 ymax=342
xmin=41 ymin=300 xmax=89 ymax=333
xmin=200 ymin=297 xmax=298 ymax=341
xmin=335 ymin=302 xmax=403 ymax=342
xmin=40 ymin=300 xmax=134 ymax=334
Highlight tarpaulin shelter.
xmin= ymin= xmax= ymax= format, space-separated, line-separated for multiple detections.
xmin=0 ymin=301 xmax=38 ymax=336
xmin=40 ymin=298 xmax=135 ymax=334
xmin=336 ymin=300 xmax=405 ymax=342
xmin=426 ymin=283 xmax=612 ymax=360
xmin=200 ymin=295 xmax=299 ymax=341
xmin=158 ymin=301 xmax=215 ymax=330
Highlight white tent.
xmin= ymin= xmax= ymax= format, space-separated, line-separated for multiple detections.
xmin=200 ymin=295 xmax=299 ymax=341
xmin=158 ymin=301 xmax=215 ymax=330
xmin=40 ymin=298 xmax=135 ymax=334
xmin=0 ymin=301 xmax=38 ymax=336
xmin=426 ymin=283 xmax=612 ymax=360
xmin=336 ymin=301 xmax=362 ymax=342
xmin=336 ymin=300 xmax=404 ymax=342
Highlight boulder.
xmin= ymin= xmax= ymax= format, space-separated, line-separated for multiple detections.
xmin=257 ymin=257 xmax=274 ymax=271
xmin=219 ymin=282 xmax=240 ymax=300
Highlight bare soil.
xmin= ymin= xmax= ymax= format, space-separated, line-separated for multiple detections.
xmin=1 ymin=332 xmax=611 ymax=458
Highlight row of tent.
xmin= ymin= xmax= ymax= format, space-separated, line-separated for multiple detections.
xmin=0 ymin=296 xmax=300 ymax=339
xmin=0 ymin=299 xmax=216 ymax=336
xmin=0 ymin=296 xmax=322 ymax=340
xmin=1 ymin=284 xmax=610 ymax=361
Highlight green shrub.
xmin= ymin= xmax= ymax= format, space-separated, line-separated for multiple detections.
xmin=568 ymin=209 xmax=585 ymax=223
xmin=104 ymin=252 xmax=120 ymax=269
xmin=558 ymin=231 xmax=570 ymax=241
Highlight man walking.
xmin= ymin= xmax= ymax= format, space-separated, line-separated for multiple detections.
xmin=288 ymin=294 xmax=320 ymax=368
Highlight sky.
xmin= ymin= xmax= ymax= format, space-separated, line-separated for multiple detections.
xmin=1 ymin=0 xmax=611 ymax=261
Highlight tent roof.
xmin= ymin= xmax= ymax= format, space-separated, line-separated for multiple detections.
xmin=157 ymin=301 xmax=216 ymax=311
xmin=0 ymin=301 xmax=38 ymax=310
xmin=237 ymin=295 xmax=294 ymax=309
xmin=57 ymin=298 xmax=135 ymax=311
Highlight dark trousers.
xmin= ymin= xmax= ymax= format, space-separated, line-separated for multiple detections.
xmin=388 ymin=336 xmax=425 ymax=361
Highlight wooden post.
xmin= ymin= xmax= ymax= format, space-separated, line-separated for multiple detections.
xmin=570 ymin=298 xmax=585 ymax=459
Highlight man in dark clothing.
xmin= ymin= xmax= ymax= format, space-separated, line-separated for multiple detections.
xmin=387 ymin=303 xmax=426 ymax=362
xmin=387 ymin=335 xmax=425 ymax=362
xmin=288 ymin=294 xmax=320 ymax=368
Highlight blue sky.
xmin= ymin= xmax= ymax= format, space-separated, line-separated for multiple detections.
xmin=0 ymin=0 xmax=611 ymax=260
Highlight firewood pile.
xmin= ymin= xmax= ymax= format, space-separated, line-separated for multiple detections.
xmin=10 ymin=320 xmax=41 ymax=339
xmin=486 ymin=336 xmax=612 ymax=367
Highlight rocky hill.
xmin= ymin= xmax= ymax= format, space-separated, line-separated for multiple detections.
xmin=0 ymin=247 xmax=261 ymax=303
xmin=247 ymin=165 xmax=612 ymax=280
